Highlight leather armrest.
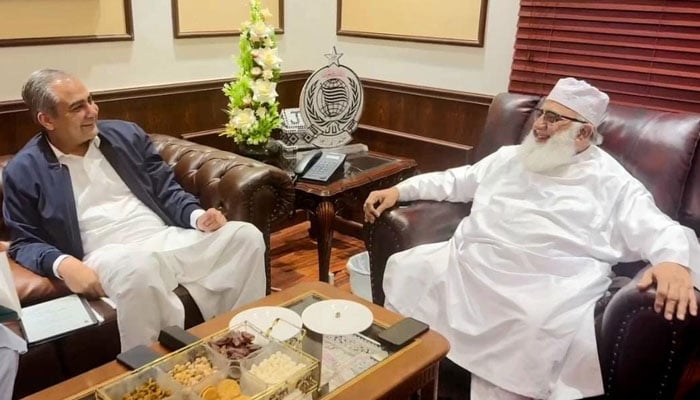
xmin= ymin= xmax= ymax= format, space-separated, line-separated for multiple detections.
xmin=598 ymin=267 xmax=700 ymax=398
xmin=2 ymin=239 xmax=72 ymax=306
xmin=150 ymin=134 xmax=295 ymax=293
xmin=363 ymin=200 xmax=471 ymax=305
xmin=10 ymin=257 xmax=71 ymax=307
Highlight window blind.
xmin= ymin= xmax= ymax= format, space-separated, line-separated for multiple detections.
xmin=509 ymin=1 xmax=700 ymax=114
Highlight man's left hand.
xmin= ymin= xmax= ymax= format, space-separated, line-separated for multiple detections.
xmin=637 ymin=262 xmax=698 ymax=321
xmin=196 ymin=208 xmax=227 ymax=232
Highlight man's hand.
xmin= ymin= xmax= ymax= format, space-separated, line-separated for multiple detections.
xmin=637 ymin=262 xmax=698 ymax=321
xmin=363 ymin=187 xmax=400 ymax=224
xmin=57 ymin=257 xmax=105 ymax=298
xmin=196 ymin=208 xmax=227 ymax=232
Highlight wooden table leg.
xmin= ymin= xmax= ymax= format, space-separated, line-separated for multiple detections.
xmin=419 ymin=364 xmax=440 ymax=400
xmin=315 ymin=200 xmax=335 ymax=282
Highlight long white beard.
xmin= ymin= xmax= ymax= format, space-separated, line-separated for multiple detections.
xmin=517 ymin=125 xmax=579 ymax=173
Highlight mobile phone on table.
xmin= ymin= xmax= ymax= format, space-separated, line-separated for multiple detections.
xmin=116 ymin=345 xmax=161 ymax=370
xmin=378 ymin=317 xmax=429 ymax=348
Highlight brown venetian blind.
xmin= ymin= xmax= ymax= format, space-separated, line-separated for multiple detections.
xmin=509 ymin=1 xmax=700 ymax=114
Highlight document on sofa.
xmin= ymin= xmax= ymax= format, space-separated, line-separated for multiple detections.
xmin=20 ymin=294 xmax=98 ymax=344
xmin=0 ymin=252 xmax=21 ymax=322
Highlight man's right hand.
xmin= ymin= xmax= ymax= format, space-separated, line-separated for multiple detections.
xmin=57 ymin=257 xmax=105 ymax=298
xmin=364 ymin=187 xmax=400 ymax=224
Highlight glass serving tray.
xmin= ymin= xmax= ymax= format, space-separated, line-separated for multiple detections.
xmin=284 ymin=294 xmax=396 ymax=397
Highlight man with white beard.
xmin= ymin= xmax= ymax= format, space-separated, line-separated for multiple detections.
xmin=363 ymin=77 xmax=700 ymax=400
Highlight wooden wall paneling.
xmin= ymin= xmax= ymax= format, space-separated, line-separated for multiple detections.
xmin=0 ymin=72 xmax=493 ymax=176
xmin=358 ymin=78 xmax=491 ymax=171
xmin=182 ymin=78 xmax=492 ymax=172
xmin=353 ymin=125 xmax=472 ymax=173
xmin=360 ymin=78 xmax=491 ymax=147
xmin=0 ymin=71 xmax=311 ymax=156
xmin=0 ymin=102 xmax=32 ymax=155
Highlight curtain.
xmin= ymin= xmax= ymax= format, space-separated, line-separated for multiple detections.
xmin=509 ymin=1 xmax=700 ymax=113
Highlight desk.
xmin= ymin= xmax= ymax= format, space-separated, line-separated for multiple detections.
xmin=295 ymin=151 xmax=417 ymax=281
xmin=25 ymin=282 xmax=449 ymax=400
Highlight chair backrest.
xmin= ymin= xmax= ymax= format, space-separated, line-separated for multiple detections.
xmin=476 ymin=93 xmax=700 ymax=232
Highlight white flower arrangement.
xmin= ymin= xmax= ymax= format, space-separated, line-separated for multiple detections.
xmin=222 ymin=0 xmax=282 ymax=145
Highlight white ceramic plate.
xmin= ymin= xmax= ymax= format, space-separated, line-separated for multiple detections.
xmin=301 ymin=299 xmax=373 ymax=335
xmin=228 ymin=306 xmax=302 ymax=341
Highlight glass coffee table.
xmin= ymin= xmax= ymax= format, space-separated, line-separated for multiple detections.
xmin=283 ymin=294 xmax=396 ymax=397
xmin=28 ymin=282 xmax=448 ymax=400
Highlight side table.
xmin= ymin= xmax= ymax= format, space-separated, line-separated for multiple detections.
xmin=294 ymin=151 xmax=417 ymax=282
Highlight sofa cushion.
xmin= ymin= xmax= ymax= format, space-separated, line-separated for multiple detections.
xmin=474 ymin=93 xmax=541 ymax=162
xmin=680 ymin=139 xmax=700 ymax=235
xmin=598 ymin=104 xmax=700 ymax=219
xmin=10 ymin=257 xmax=71 ymax=306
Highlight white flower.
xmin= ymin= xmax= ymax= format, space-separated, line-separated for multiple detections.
xmin=251 ymin=80 xmax=278 ymax=104
xmin=254 ymin=47 xmax=282 ymax=70
xmin=222 ymin=0 xmax=281 ymax=144
xmin=250 ymin=21 xmax=272 ymax=40
xmin=231 ymin=108 xmax=256 ymax=131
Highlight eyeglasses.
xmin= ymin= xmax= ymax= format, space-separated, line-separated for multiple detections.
xmin=534 ymin=108 xmax=588 ymax=125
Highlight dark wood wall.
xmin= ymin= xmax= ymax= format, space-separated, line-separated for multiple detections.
xmin=0 ymin=71 xmax=492 ymax=171
xmin=355 ymin=79 xmax=491 ymax=172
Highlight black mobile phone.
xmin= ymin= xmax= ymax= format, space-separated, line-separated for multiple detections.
xmin=116 ymin=345 xmax=161 ymax=370
xmin=378 ymin=317 xmax=429 ymax=348
xmin=158 ymin=325 xmax=199 ymax=351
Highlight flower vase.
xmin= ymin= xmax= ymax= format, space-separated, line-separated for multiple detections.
xmin=237 ymin=141 xmax=270 ymax=161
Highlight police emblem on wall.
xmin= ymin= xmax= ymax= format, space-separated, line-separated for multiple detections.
xmin=299 ymin=47 xmax=364 ymax=148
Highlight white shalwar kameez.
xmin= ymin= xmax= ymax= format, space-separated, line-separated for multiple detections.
xmin=52 ymin=139 xmax=266 ymax=351
xmin=384 ymin=145 xmax=700 ymax=400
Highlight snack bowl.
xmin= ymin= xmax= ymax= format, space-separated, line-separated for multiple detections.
xmin=154 ymin=343 xmax=231 ymax=394
xmin=192 ymin=373 xmax=268 ymax=400
xmin=96 ymin=367 xmax=183 ymax=400
xmin=207 ymin=322 xmax=271 ymax=363
xmin=239 ymin=341 xmax=320 ymax=399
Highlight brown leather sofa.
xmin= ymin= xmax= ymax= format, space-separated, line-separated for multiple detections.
xmin=365 ymin=93 xmax=700 ymax=399
xmin=0 ymin=133 xmax=295 ymax=398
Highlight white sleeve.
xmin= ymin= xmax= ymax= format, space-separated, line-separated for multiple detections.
xmin=396 ymin=148 xmax=502 ymax=203
xmin=190 ymin=209 xmax=206 ymax=230
xmin=52 ymin=254 xmax=70 ymax=279
xmin=612 ymin=180 xmax=700 ymax=286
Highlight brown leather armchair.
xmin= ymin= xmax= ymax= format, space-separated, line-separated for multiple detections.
xmin=364 ymin=93 xmax=700 ymax=399
xmin=1 ymin=134 xmax=294 ymax=398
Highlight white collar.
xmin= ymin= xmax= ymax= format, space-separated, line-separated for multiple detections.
xmin=47 ymin=135 xmax=101 ymax=160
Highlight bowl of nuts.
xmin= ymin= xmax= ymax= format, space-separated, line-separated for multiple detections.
xmin=96 ymin=367 xmax=183 ymax=400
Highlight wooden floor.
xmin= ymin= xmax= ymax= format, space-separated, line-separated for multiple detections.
xmin=269 ymin=221 xmax=365 ymax=293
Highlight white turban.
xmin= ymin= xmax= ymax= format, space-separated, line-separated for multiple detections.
xmin=547 ymin=77 xmax=609 ymax=127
